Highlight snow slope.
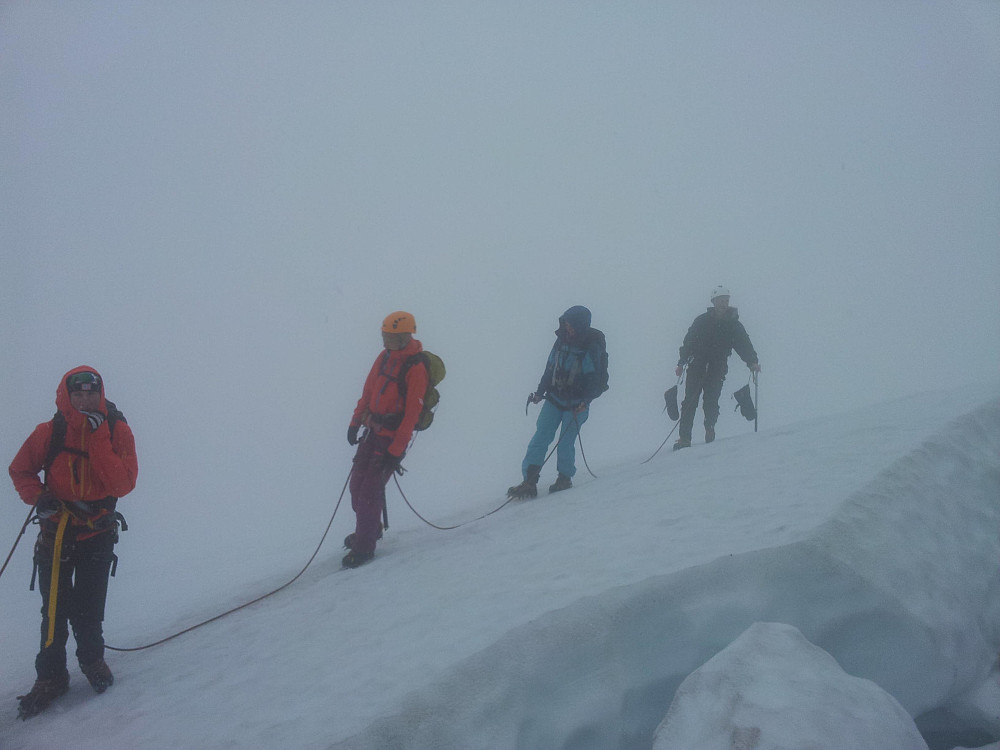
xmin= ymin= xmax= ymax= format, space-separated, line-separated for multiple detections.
xmin=1 ymin=383 xmax=998 ymax=750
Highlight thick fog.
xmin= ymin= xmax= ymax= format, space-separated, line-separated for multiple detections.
xmin=2 ymin=3 xmax=998 ymax=575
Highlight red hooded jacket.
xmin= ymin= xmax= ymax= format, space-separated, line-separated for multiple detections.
xmin=9 ymin=366 xmax=138 ymax=531
xmin=350 ymin=339 xmax=429 ymax=457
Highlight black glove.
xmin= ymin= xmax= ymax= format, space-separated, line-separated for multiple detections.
xmin=34 ymin=493 xmax=59 ymax=520
xmin=383 ymin=451 xmax=405 ymax=476
xmin=529 ymin=391 xmax=545 ymax=404
xmin=81 ymin=411 xmax=105 ymax=431
xmin=347 ymin=425 xmax=360 ymax=446
xmin=733 ymin=384 xmax=756 ymax=421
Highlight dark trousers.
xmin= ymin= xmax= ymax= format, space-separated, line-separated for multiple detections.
xmin=679 ymin=357 xmax=728 ymax=442
xmin=349 ymin=434 xmax=393 ymax=555
xmin=33 ymin=528 xmax=116 ymax=679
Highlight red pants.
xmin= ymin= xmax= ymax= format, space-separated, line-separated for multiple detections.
xmin=348 ymin=434 xmax=392 ymax=554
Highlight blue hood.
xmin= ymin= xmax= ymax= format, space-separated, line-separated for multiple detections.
xmin=559 ymin=306 xmax=592 ymax=336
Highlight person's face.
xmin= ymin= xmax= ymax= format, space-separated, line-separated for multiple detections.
xmin=69 ymin=389 xmax=102 ymax=413
xmin=712 ymin=295 xmax=730 ymax=313
xmin=382 ymin=331 xmax=410 ymax=351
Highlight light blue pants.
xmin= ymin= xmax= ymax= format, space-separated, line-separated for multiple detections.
xmin=522 ymin=399 xmax=589 ymax=479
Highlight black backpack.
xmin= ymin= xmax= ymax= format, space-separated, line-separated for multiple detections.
xmin=585 ymin=329 xmax=610 ymax=398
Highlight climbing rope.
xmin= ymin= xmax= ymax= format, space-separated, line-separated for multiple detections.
xmin=397 ymin=406 xmax=600 ymax=530
xmin=641 ymin=418 xmax=681 ymax=465
xmin=105 ymin=469 xmax=352 ymax=652
xmin=0 ymin=505 xmax=36 ymax=583
xmin=573 ymin=413 xmax=598 ymax=479
xmin=392 ymin=474 xmax=514 ymax=531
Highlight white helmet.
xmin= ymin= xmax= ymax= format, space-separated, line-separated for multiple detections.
xmin=710 ymin=285 xmax=730 ymax=301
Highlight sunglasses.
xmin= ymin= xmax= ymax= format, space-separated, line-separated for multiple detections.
xmin=66 ymin=372 xmax=102 ymax=393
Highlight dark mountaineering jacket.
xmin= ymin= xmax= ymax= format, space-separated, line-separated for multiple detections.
xmin=677 ymin=307 xmax=758 ymax=368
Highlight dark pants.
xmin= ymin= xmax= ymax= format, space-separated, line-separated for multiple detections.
xmin=33 ymin=527 xmax=116 ymax=679
xmin=679 ymin=357 xmax=728 ymax=442
xmin=349 ymin=433 xmax=393 ymax=555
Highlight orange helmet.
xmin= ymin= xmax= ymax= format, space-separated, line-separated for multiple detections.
xmin=381 ymin=311 xmax=416 ymax=334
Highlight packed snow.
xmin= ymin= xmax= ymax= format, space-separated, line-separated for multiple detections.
xmin=1 ymin=384 xmax=997 ymax=749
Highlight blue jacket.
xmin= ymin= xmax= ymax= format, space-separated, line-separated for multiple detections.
xmin=536 ymin=306 xmax=606 ymax=409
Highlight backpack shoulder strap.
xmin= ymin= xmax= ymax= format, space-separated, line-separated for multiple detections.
xmin=395 ymin=353 xmax=429 ymax=400
xmin=104 ymin=400 xmax=126 ymax=434
xmin=43 ymin=412 xmax=68 ymax=471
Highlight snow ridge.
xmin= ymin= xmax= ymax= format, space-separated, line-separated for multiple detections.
xmin=333 ymin=399 xmax=1000 ymax=750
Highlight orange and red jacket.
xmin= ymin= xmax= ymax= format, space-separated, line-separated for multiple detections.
xmin=9 ymin=366 xmax=138 ymax=535
xmin=350 ymin=338 xmax=429 ymax=457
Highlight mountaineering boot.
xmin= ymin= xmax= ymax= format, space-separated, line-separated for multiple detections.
xmin=673 ymin=438 xmax=691 ymax=451
xmin=80 ymin=659 xmax=114 ymax=694
xmin=705 ymin=425 xmax=715 ymax=443
xmin=548 ymin=474 xmax=572 ymax=493
xmin=507 ymin=464 xmax=541 ymax=499
xmin=343 ymin=530 xmax=381 ymax=550
xmin=506 ymin=479 xmax=537 ymax=499
xmin=341 ymin=550 xmax=375 ymax=569
xmin=17 ymin=672 xmax=70 ymax=719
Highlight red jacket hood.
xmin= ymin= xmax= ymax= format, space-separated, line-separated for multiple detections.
xmin=395 ymin=338 xmax=423 ymax=358
xmin=56 ymin=365 xmax=107 ymax=417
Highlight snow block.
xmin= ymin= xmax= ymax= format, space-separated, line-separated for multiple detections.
xmin=651 ymin=622 xmax=929 ymax=750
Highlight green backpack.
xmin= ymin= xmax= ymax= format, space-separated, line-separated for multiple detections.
xmin=398 ymin=352 xmax=446 ymax=431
